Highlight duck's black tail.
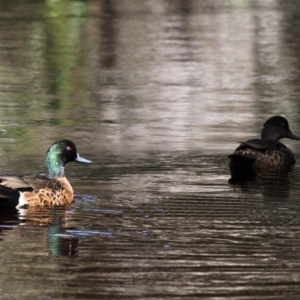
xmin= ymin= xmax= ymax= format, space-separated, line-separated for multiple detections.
xmin=0 ymin=185 xmax=20 ymax=208
xmin=228 ymin=154 xmax=256 ymax=183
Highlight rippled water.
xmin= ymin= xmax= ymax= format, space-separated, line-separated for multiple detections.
xmin=1 ymin=0 xmax=300 ymax=299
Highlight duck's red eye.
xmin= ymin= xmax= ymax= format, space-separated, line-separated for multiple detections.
xmin=66 ymin=146 xmax=72 ymax=151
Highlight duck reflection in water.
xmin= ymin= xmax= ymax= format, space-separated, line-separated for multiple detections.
xmin=27 ymin=206 xmax=79 ymax=256
xmin=42 ymin=207 xmax=78 ymax=257
xmin=228 ymin=116 xmax=299 ymax=183
xmin=0 ymin=206 xmax=78 ymax=257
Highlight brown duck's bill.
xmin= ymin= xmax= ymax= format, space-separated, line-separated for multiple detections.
xmin=75 ymin=153 xmax=92 ymax=164
xmin=286 ymin=130 xmax=300 ymax=140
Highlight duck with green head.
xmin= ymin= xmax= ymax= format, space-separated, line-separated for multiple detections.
xmin=228 ymin=116 xmax=299 ymax=182
xmin=0 ymin=140 xmax=91 ymax=208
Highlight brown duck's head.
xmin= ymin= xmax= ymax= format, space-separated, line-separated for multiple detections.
xmin=261 ymin=116 xmax=299 ymax=141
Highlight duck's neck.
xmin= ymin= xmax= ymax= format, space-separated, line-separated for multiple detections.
xmin=45 ymin=152 xmax=65 ymax=178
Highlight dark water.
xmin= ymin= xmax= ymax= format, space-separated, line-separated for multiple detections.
xmin=2 ymin=0 xmax=300 ymax=299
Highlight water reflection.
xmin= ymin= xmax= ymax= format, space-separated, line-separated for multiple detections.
xmin=47 ymin=226 xmax=79 ymax=256
xmin=0 ymin=0 xmax=298 ymax=155
xmin=24 ymin=207 xmax=79 ymax=256
xmin=0 ymin=206 xmax=79 ymax=256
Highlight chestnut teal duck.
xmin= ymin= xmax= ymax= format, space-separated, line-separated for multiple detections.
xmin=0 ymin=140 xmax=91 ymax=208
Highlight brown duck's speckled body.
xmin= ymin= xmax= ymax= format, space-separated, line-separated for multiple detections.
xmin=21 ymin=177 xmax=73 ymax=207
xmin=0 ymin=140 xmax=91 ymax=208
xmin=228 ymin=116 xmax=299 ymax=183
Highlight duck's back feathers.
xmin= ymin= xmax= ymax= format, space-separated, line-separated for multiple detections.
xmin=229 ymin=139 xmax=296 ymax=182
xmin=229 ymin=139 xmax=292 ymax=159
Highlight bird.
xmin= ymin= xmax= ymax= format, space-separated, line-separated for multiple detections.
xmin=0 ymin=140 xmax=91 ymax=208
xmin=228 ymin=116 xmax=299 ymax=182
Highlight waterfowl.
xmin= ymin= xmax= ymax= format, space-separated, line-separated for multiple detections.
xmin=228 ymin=116 xmax=299 ymax=182
xmin=0 ymin=140 xmax=91 ymax=208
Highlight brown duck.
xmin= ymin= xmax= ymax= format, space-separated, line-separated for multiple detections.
xmin=228 ymin=116 xmax=299 ymax=182
xmin=0 ymin=140 xmax=91 ymax=208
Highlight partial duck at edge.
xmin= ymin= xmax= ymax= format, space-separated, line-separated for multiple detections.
xmin=228 ymin=116 xmax=299 ymax=182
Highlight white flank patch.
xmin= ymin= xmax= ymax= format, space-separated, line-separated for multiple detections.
xmin=18 ymin=208 xmax=27 ymax=220
xmin=16 ymin=192 xmax=29 ymax=209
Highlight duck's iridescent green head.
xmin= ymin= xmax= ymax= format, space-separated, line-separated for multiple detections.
xmin=45 ymin=140 xmax=91 ymax=178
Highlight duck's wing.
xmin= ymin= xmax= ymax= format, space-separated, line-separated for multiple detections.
xmin=0 ymin=174 xmax=49 ymax=191
xmin=229 ymin=139 xmax=274 ymax=160
xmin=0 ymin=174 xmax=63 ymax=193
xmin=0 ymin=175 xmax=38 ymax=207
xmin=0 ymin=174 xmax=62 ymax=207
xmin=0 ymin=175 xmax=66 ymax=208
xmin=241 ymin=139 xmax=287 ymax=151
xmin=239 ymin=139 xmax=270 ymax=150
xmin=229 ymin=139 xmax=288 ymax=160
xmin=228 ymin=139 xmax=262 ymax=160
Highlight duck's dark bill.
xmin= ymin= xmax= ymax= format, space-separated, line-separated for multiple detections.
xmin=76 ymin=153 xmax=92 ymax=164
xmin=286 ymin=130 xmax=300 ymax=140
